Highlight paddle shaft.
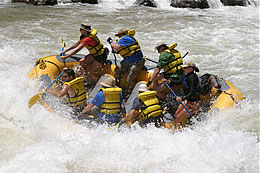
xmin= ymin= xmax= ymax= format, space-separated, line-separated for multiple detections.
xmin=109 ymin=120 xmax=123 ymax=130
xmin=164 ymin=81 xmax=192 ymax=117
xmin=144 ymin=57 xmax=157 ymax=64
xmin=111 ymin=46 xmax=117 ymax=66
xmin=47 ymin=71 xmax=65 ymax=90
xmin=61 ymin=38 xmax=66 ymax=66
xmin=145 ymin=52 xmax=189 ymax=64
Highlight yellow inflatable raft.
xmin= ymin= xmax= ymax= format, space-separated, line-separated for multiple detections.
xmin=29 ymin=54 xmax=152 ymax=89
xmin=28 ymin=54 xmax=245 ymax=115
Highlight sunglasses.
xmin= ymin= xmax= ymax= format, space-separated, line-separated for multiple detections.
xmin=183 ymin=66 xmax=191 ymax=69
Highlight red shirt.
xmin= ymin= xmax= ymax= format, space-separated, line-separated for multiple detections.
xmin=81 ymin=36 xmax=97 ymax=47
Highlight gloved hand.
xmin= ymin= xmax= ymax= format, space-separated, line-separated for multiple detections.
xmin=107 ymin=37 xmax=113 ymax=44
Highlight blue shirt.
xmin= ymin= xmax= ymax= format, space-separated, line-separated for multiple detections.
xmin=91 ymin=90 xmax=123 ymax=123
xmin=117 ymin=35 xmax=143 ymax=63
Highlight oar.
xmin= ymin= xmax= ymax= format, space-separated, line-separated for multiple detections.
xmin=109 ymin=120 xmax=123 ymax=131
xmin=143 ymin=57 xmax=158 ymax=64
xmin=61 ymin=37 xmax=66 ymax=66
xmin=163 ymin=81 xmax=192 ymax=117
xmin=107 ymin=38 xmax=118 ymax=65
xmin=28 ymin=71 xmax=64 ymax=108
xmin=144 ymin=52 xmax=189 ymax=69
xmin=111 ymin=47 xmax=117 ymax=66
xmin=181 ymin=52 xmax=189 ymax=59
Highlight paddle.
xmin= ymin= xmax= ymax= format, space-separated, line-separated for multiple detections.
xmin=144 ymin=52 xmax=189 ymax=70
xmin=109 ymin=120 xmax=123 ymax=131
xmin=111 ymin=47 xmax=118 ymax=66
xmin=143 ymin=57 xmax=157 ymax=64
xmin=28 ymin=71 xmax=64 ymax=108
xmin=163 ymin=81 xmax=192 ymax=117
xmin=107 ymin=38 xmax=118 ymax=66
xmin=61 ymin=37 xmax=66 ymax=67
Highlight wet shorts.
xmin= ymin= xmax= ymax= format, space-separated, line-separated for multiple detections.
xmin=93 ymin=47 xmax=109 ymax=64
xmin=98 ymin=113 xmax=120 ymax=125
xmin=183 ymin=100 xmax=201 ymax=115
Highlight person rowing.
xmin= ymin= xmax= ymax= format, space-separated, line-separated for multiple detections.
xmin=147 ymin=42 xmax=184 ymax=99
xmin=165 ymin=61 xmax=201 ymax=128
xmin=45 ymin=68 xmax=87 ymax=114
xmin=120 ymin=84 xmax=163 ymax=127
xmin=80 ymin=76 xmax=124 ymax=125
xmin=107 ymin=29 xmax=145 ymax=90
xmin=61 ymin=23 xmax=109 ymax=83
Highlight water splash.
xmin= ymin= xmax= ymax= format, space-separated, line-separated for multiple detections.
xmin=0 ymin=3 xmax=259 ymax=172
xmin=207 ymin=0 xmax=223 ymax=8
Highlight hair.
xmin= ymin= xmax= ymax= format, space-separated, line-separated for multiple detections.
xmin=64 ymin=69 xmax=75 ymax=78
xmin=161 ymin=45 xmax=168 ymax=50
xmin=194 ymin=67 xmax=200 ymax=73
xmin=157 ymin=45 xmax=168 ymax=52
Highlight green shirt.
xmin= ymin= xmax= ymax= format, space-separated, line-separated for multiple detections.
xmin=157 ymin=51 xmax=184 ymax=78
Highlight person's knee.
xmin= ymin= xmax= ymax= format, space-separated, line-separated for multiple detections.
xmin=152 ymin=73 xmax=163 ymax=82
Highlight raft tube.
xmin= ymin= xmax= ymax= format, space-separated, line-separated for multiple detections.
xmin=29 ymin=54 xmax=152 ymax=89
xmin=28 ymin=54 xmax=245 ymax=114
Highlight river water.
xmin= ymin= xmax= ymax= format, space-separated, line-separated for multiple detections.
xmin=0 ymin=0 xmax=259 ymax=172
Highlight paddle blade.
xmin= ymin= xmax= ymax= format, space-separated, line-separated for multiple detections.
xmin=109 ymin=123 xmax=120 ymax=131
xmin=28 ymin=94 xmax=40 ymax=108
xmin=61 ymin=38 xmax=66 ymax=48
xmin=109 ymin=120 xmax=124 ymax=131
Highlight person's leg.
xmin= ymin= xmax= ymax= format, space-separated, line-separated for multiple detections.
xmin=79 ymin=54 xmax=95 ymax=69
xmin=174 ymin=100 xmax=201 ymax=127
xmin=86 ymin=60 xmax=102 ymax=82
xmin=151 ymin=73 xmax=164 ymax=90
xmin=127 ymin=59 xmax=144 ymax=90
xmin=127 ymin=64 xmax=138 ymax=90
xmin=175 ymin=104 xmax=184 ymax=115
xmin=174 ymin=109 xmax=189 ymax=127
xmin=114 ymin=60 xmax=129 ymax=86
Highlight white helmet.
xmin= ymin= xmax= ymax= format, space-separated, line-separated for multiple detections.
xmin=138 ymin=84 xmax=149 ymax=92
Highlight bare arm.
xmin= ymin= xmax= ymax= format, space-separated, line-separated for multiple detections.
xmin=61 ymin=43 xmax=85 ymax=60
xmin=150 ymin=67 xmax=161 ymax=81
xmin=63 ymin=40 xmax=81 ymax=54
xmin=82 ymin=102 xmax=96 ymax=114
xmin=47 ymin=84 xmax=70 ymax=98
xmin=121 ymin=109 xmax=139 ymax=125
xmin=110 ymin=42 xmax=123 ymax=50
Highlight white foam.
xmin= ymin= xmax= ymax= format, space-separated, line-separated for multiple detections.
xmin=0 ymin=3 xmax=259 ymax=172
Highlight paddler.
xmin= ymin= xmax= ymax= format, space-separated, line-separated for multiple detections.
xmin=60 ymin=23 xmax=109 ymax=83
xmin=146 ymin=42 xmax=184 ymax=99
xmin=120 ymin=84 xmax=163 ymax=127
xmin=80 ymin=76 xmax=124 ymax=125
xmin=46 ymin=68 xmax=87 ymax=113
xmin=107 ymin=29 xmax=145 ymax=90
xmin=167 ymin=61 xmax=201 ymax=128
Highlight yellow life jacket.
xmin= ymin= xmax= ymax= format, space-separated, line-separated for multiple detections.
xmin=137 ymin=91 xmax=163 ymax=120
xmin=116 ymin=30 xmax=141 ymax=58
xmin=80 ymin=28 xmax=106 ymax=57
xmin=64 ymin=77 xmax=86 ymax=107
xmin=162 ymin=43 xmax=183 ymax=75
xmin=99 ymin=88 xmax=122 ymax=114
